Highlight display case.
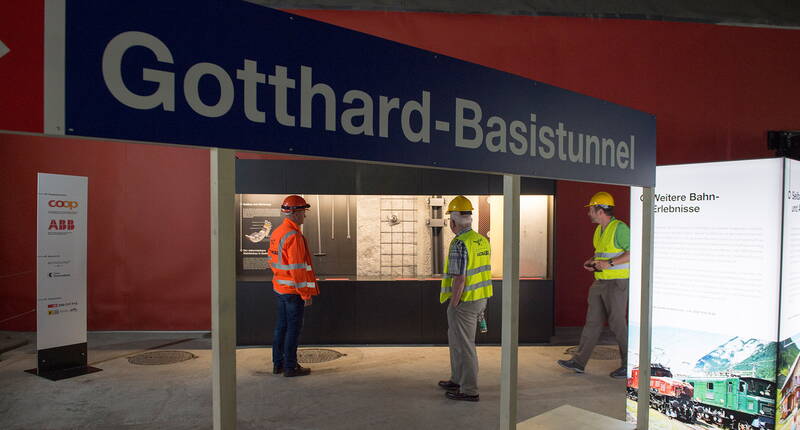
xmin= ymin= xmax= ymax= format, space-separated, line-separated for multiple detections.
xmin=234 ymin=158 xmax=556 ymax=345
xmin=237 ymin=193 xmax=552 ymax=281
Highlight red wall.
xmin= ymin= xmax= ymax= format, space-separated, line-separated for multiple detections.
xmin=0 ymin=135 xmax=211 ymax=330
xmin=2 ymin=11 xmax=799 ymax=330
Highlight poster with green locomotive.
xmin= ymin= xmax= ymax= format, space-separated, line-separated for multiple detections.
xmin=626 ymin=325 xmax=778 ymax=430
xmin=626 ymin=160 xmax=795 ymax=430
xmin=777 ymin=335 xmax=800 ymax=430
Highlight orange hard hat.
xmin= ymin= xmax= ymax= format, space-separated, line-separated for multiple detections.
xmin=281 ymin=195 xmax=311 ymax=213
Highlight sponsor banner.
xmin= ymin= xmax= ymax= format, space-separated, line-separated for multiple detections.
xmin=37 ymin=173 xmax=88 ymax=350
xmin=628 ymin=159 xmax=783 ymax=429
xmin=61 ymin=0 xmax=655 ymax=186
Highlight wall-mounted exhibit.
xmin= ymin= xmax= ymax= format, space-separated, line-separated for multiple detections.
xmin=627 ymin=158 xmax=798 ymax=430
xmin=237 ymin=193 xmax=549 ymax=280
xmin=235 ymin=159 xmax=555 ymax=345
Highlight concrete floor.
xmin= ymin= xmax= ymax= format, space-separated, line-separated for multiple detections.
xmin=0 ymin=332 xmax=627 ymax=429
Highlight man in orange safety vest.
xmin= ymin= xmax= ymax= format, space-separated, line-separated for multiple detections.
xmin=268 ymin=195 xmax=319 ymax=377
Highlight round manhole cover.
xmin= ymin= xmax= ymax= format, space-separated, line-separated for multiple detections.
xmin=297 ymin=348 xmax=345 ymax=364
xmin=127 ymin=350 xmax=197 ymax=365
xmin=564 ymin=346 xmax=620 ymax=360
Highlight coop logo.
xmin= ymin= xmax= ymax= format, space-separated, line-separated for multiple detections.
xmin=48 ymin=219 xmax=75 ymax=231
xmin=49 ymin=200 xmax=79 ymax=209
xmin=0 ymin=40 xmax=9 ymax=59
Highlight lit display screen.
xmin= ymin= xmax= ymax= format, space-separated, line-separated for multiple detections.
xmin=628 ymin=159 xmax=783 ymax=429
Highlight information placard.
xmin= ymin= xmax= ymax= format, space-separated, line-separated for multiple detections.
xmin=778 ymin=159 xmax=800 ymax=430
xmin=36 ymin=173 xmax=88 ymax=351
xmin=628 ymin=159 xmax=783 ymax=429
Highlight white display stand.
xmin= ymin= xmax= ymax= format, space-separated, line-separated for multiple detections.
xmin=628 ymin=158 xmax=798 ymax=430
xmin=27 ymin=173 xmax=100 ymax=381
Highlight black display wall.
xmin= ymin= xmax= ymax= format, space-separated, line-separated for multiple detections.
xmin=236 ymin=159 xmax=556 ymax=195
xmin=238 ymin=280 xmax=553 ymax=345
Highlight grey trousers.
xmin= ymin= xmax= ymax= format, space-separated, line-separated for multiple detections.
xmin=573 ymin=278 xmax=628 ymax=368
xmin=447 ymin=298 xmax=487 ymax=396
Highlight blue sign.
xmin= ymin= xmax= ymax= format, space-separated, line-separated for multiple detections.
xmin=64 ymin=0 xmax=655 ymax=186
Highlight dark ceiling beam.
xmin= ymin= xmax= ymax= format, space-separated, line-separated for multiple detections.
xmin=247 ymin=0 xmax=800 ymax=28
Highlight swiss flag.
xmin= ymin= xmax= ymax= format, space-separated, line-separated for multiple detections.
xmin=0 ymin=1 xmax=43 ymax=133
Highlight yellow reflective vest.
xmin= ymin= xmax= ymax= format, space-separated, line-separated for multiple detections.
xmin=440 ymin=229 xmax=493 ymax=303
xmin=592 ymin=219 xmax=630 ymax=280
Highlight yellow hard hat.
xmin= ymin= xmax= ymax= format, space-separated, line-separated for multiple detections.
xmin=446 ymin=195 xmax=474 ymax=213
xmin=585 ymin=191 xmax=615 ymax=207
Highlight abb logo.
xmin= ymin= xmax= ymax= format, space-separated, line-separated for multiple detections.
xmin=48 ymin=219 xmax=75 ymax=231
xmin=49 ymin=200 xmax=79 ymax=209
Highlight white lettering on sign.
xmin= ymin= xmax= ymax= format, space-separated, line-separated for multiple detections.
xmin=102 ymin=31 xmax=175 ymax=111
xmin=101 ymin=30 xmax=638 ymax=171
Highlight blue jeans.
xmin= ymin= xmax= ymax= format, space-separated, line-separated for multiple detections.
xmin=272 ymin=292 xmax=305 ymax=369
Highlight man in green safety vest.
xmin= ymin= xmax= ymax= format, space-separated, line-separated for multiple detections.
xmin=558 ymin=191 xmax=630 ymax=379
xmin=437 ymin=195 xmax=493 ymax=402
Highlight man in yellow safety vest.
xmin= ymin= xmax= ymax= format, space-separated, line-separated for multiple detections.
xmin=558 ymin=191 xmax=630 ymax=379
xmin=437 ymin=195 xmax=493 ymax=401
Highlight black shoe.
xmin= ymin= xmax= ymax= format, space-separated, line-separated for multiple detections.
xmin=445 ymin=391 xmax=479 ymax=402
xmin=273 ymin=365 xmax=283 ymax=375
xmin=438 ymin=380 xmax=460 ymax=391
xmin=609 ymin=367 xmax=627 ymax=379
xmin=284 ymin=365 xmax=311 ymax=377
xmin=557 ymin=359 xmax=585 ymax=373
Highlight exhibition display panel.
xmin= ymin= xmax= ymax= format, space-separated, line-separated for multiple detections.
xmin=628 ymin=159 xmax=796 ymax=430
xmin=235 ymin=159 xmax=555 ymax=345
xmin=779 ymin=159 xmax=800 ymax=430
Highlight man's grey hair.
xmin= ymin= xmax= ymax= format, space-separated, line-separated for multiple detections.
xmin=450 ymin=211 xmax=473 ymax=228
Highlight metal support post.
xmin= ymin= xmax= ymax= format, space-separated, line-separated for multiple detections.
xmin=637 ymin=187 xmax=655 ymax=430
xmin=211 ymin=148 xmax=237 ymax=430
xmin=500 ymin=174 xmax=520 ymax=430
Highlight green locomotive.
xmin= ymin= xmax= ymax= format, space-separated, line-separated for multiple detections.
xmin=684 ymin=376 xmax=776 ymax=429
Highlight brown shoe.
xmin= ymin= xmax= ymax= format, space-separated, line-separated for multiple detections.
xmin=284 ymin=365 xmax=311 ymax=377
xmin=438 ymin=380 xmax=460 ymax=391
xmin=445 ymin=391 xmax=479 ymax=402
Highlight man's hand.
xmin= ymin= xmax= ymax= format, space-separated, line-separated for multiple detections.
xmin=304 ymin=298 xmax=312 ymax=307
xmin=593 ymin=260 xmax=612 ymax=270
xmin=583 ymin=258 xmax=597 ymax=272
xmin=450 ymin=274 xmax=466 ymax=308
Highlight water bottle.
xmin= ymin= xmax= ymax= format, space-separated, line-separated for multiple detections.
xmin=478 ymin=310 xmax=488 ymax=334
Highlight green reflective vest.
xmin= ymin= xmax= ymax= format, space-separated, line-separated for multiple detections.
xmin=592 ymin=219 xmax=630 ymax=280
xmin=440 ymin=229 xmax=493 ymax=303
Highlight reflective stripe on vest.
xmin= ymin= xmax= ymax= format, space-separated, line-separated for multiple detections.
xmin=592 ymin=219 xmax=630 ymax=280
xmin=276 ymin=279 xmax=317 ymax=290
xmin=440 ymin=230 xmax=493 ymax=303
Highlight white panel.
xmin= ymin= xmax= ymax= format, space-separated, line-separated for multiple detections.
xmin=781 ymin=158 xmax=800 ymax=340
xmin=628 ymin=159 xmax=783 ymax=425
xmin=44 ymin=0 xmax=66 ymax=134
xmin=37 ymin=173 xmax=88 ymax=350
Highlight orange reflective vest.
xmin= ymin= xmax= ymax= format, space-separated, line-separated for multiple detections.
xmin=268 ymin=218 xmax=319 ymax=300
